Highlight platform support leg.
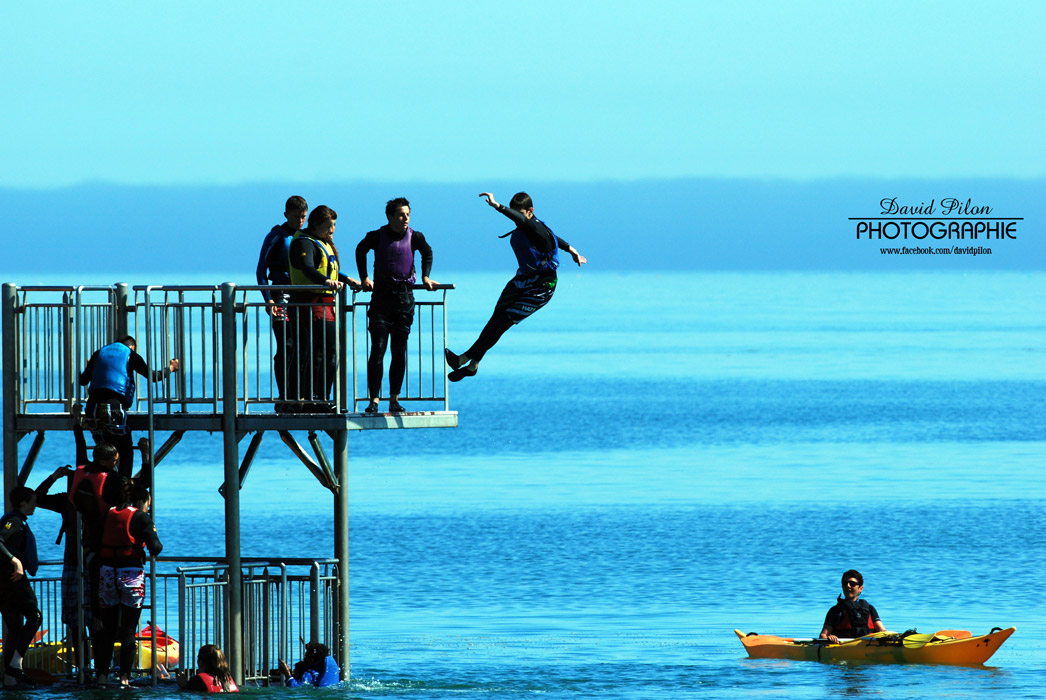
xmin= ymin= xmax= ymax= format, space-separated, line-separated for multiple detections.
xmin=221 ymin=282 xmax=244 ymax=684
xmin=3 ymin=284 xmax=19 ymax=507
xmin=333 ymin=428 xmax=350 ymax=679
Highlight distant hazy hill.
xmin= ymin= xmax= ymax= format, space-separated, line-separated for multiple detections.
xmin=3 ymin=178 xmax=1041 ymax=279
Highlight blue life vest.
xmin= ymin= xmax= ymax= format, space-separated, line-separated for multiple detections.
xmin=508 ymin=219 xmax=560 ymax=275
xmin=90 ymin=342 xmax=134 ymax=405
xmin=287 ymin=655 xmax=340 ymax=687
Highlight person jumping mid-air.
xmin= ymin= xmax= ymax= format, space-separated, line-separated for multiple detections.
xmin=445 ymin=192 xmax=585 ymax=381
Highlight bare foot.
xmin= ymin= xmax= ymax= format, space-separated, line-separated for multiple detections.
xmin=138 ymin=437 xmax=151 ymax=467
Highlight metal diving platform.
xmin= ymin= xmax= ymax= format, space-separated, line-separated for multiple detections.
xmin=1 ymin=281 xmax=459 ymax=686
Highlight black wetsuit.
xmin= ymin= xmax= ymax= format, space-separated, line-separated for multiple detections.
xmin=355 ymin=226 xmax=433 ymax=400
xmin=0 ymin=510 xmax=42 ymax=670
xmin=465 ymin=205 xmax=575 ymax=363
xmin=256 ymin=223 xmax=298 ymax=403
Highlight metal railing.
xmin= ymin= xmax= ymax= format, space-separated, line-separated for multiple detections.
xmin=3 ymin=282 xmax=454 ymax=415
xmin=24 ymin=557 xmax=339 ymax=686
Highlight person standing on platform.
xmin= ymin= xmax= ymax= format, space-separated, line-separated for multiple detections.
xmin=0 ymin=486 xmax=43 ymax=689
xmin=78 ymin=336 xmax=179 ymax=480
xmin=257 ymin=195 xmax=308 ymax=412
xmin=93 ymin=482 xmax=163 ymax=686
xmin=445 ymin=192 xmax=586 ymax=381
xmin=288 ymin=205 xmax=360 ymax=412
xmin=355 ymin=197 xmax=438 ymax=413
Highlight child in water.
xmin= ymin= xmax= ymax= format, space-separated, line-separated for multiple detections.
xmin=177 ymin=644 xmax=238 ymax=693
xmin=277 ymin=641 xmax=340 ymax=687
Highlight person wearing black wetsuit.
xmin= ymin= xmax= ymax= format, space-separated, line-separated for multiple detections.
xmin=819 ymin=569 xmax=888 ymax=642
xmin=256 ymin=196 xmax=308 ymax=411
xmin=356 ymin=197 xmax=438 ymax=413
xmin=0 ymin=486 xmax=43 ymax=688
xmin=79 ymin=336 xmax=179 ymax=481
xmin=445 ymin=191 xmax=586 ymax=381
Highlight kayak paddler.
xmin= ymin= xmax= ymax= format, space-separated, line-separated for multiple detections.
xmin=819 ymin=569 xmax=887 ymax=643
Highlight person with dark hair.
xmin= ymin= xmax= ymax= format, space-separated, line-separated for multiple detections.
xmin=69 ymin=442 xmax=125 ymax=540
xmin=445 ymin=191 xmax=586 ymax=381
xmin=277 ymin=641 xmax=339 ymax=687
xmin=177 ymin=644 xmax=239 ymax=693
xmin=355 ymin=197 xmax=438 ymax=413
xmin=93 ymin=482 xmax=163 ymax=686
xmin=34 ymin=433 xmax=108 ymax=672
xmin=79 ymin=336 xmax=179 ymax=479
xmin=819 ymin=569 xmax=888 ymax=643
xmin=288 ymin=206 xmax=360 ymax=412
xmin=0 ymin=486 xmax=43 ymax=688
xmin=257 ymin=195 xmax=309 ymax=412
xmin=67 ymin=439 xmax=126 ymax=633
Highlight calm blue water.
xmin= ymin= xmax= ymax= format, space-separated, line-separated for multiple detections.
xmin=19 ymin=271 xmax=1046 ymax=699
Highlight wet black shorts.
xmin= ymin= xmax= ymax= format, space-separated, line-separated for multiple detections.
xmin=494 ymin=273 xmax=557 ymax=324
xmin=368 ymin=286 xmax=415 ymax=337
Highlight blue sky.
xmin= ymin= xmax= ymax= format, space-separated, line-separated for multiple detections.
xmin=3 ymin=1 xmax=1043 ymax=187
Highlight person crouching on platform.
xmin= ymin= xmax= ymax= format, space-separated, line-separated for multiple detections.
xmin=288 ymin=205 xmax=360 ymax=413
xmin=93 ymin=482 xmax=163 ymax=686
xmin=355 ymin=197 xmax=438 ymax=413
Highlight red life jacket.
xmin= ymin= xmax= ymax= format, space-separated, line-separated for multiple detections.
xmin=69 ymin=466 xmax=109 ymax=516
xmin=196 ymin=673 xmax=239 ymax=693
xmin=834 ymin=601 xmax=876 ymax=636
xmin=99 ymin=506 xmax=142 ymax=560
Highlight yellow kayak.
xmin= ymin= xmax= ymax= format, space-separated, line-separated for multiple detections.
xmin=9 ymin=625 xmax=180 ymax=679
xmin=735 ymin=627 xmax=1015 ymax=665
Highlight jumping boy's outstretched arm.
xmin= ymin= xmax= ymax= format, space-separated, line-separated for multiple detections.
xmin=560 ymin=239 xmax=587 ymax=266
xmin=479 ymin=191 xmax=587 ymax=266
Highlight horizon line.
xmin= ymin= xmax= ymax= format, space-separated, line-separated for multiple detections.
xmin=3 ymin=174 xmax=1046 ymax=192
